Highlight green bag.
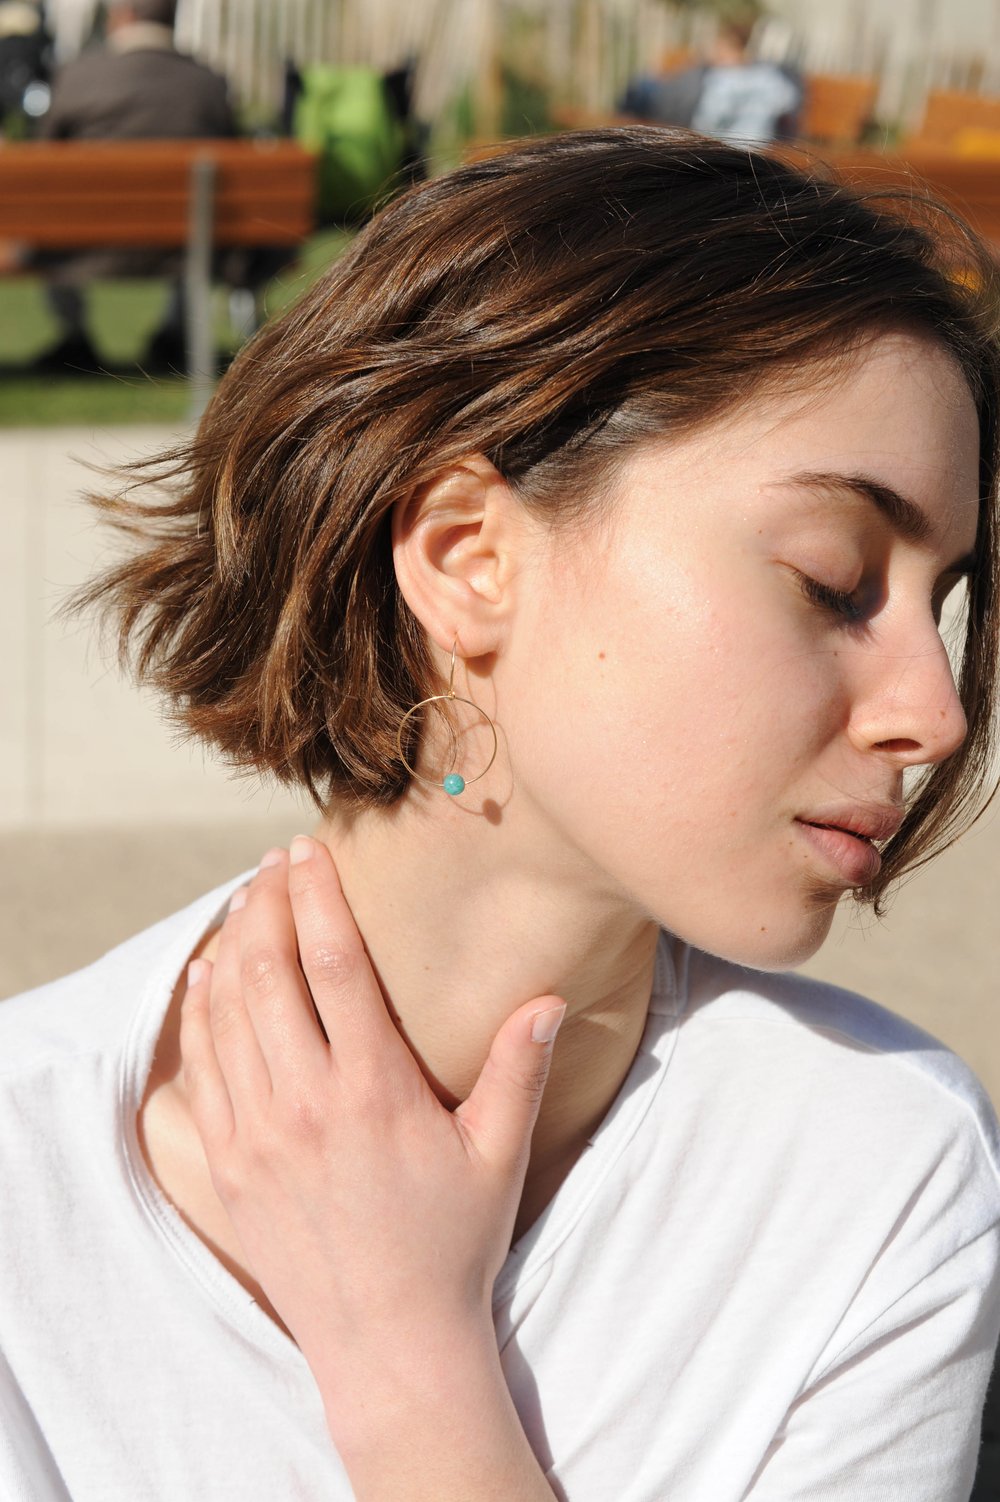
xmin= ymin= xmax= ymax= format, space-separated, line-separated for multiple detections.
xmin=293 ymin=65 xmax=408 ymax=224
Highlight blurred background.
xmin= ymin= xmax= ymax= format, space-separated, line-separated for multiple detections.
xmin=2 ymin=0 xmax=999 ymax=1098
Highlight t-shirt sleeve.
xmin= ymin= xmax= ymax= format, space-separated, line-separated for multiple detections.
xmin=744 ymin=1225 xmax=1000 ymax=1501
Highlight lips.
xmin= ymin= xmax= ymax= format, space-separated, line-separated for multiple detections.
xmin=794 ymin=803 xmax=904 ymax=886
xmin=797 ymin=803 xmax=906 ymax=845
xmin=795 ymin=819 xmax=884 ymax=885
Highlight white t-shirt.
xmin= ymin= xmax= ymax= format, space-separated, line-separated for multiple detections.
xmin=1 ymin=869 xmax=998 ymax=1501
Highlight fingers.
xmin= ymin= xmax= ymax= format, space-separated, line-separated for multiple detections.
xmin=454 ymin=997 xmax=566 ymax=1171
xmin=204 ymin=885 xmax=274 ymax=1117
xmin=237 ymin=848 xmax=331 ymax=1083
xmin=180 ymin=956 xmax=235 ymax=1148
xmin=286 ymin=835 xmax=414 ymax=1077
xmin=184 ymin=835 xmax=431 ymax=1137
xmin=181 ymin=838 xmax=566 ymax=1200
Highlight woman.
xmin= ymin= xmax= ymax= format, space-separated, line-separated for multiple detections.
xmin=2 ymin=129 xmax=999 ymax=1500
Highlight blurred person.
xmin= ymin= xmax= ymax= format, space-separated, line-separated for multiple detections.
xmin=1 ymin=130 xmax=999 ymax=1499
xmin=620 ymin=15 xmax=802 ymax=146
xmin=34 ymin=0 xmax=235 ymax=374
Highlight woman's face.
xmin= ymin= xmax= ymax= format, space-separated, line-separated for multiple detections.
xmin=506 ymin=331 xmax=981 ymax=968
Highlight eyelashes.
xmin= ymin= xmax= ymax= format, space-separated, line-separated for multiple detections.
xmin=799 ymin=574 xmax=866 ymax=623
xmin=796 ymin=568 xmax=968 ymax=630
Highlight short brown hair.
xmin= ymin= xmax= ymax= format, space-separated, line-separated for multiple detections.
xmin=68 ymin=128 xmax=1000 ymax=909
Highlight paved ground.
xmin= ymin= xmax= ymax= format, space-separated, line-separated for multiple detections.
xmin=3 ymin=425 xmax=998 ymax=1110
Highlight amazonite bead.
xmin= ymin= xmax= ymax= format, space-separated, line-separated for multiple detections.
xmin=443 ymin=773 xmax=465 ymax=796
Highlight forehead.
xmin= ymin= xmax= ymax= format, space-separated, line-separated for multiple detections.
xmin=623 ymin=331 xmax=981 ymax=555
xmin=766 ymin=333 xmax=978 ymax=545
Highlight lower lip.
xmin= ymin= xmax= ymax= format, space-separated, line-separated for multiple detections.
xmin=795 ymin=820 xmax=882 ymax=886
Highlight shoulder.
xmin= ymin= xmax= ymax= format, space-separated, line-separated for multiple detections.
xmin=52 ymin=46 xmax=108 ymax=80
xmin=55 ymin=44 xmax=225 ymax=89
xmin=161 ymin=47 xmax=230 ymax=92
xmin=48 ymin=45 xmax=111 ymax=96
xmin=0 ymin=871 xmax=247 ymax=1087
xmin=682 ymin=942 xmax=998 ymax=1124
xmin=675 ymin=943 xmax=1000 ymax=1223
xmin=754 ymin=61 xmax=803 ymax=98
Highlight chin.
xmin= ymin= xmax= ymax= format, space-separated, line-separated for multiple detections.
xmin=692 ymin=903 xmax=839 ymax=974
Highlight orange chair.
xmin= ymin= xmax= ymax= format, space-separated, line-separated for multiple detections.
xmin=815 ymin=145 xmax=1000 ymax=246
xmin=910 ymin=89 xmax=1000 ymax=151
xmin=952 ymin=127 xmax=1000 ymax=159
xmin=799 ymin=73 xmax=879 ymax=146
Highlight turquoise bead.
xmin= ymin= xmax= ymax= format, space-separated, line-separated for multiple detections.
xmin=443 ymin=773 xmax=465 ymax=796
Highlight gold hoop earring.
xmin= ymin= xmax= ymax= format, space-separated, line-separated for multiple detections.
xmin=396 ymin=637 xmax=498 ymax=797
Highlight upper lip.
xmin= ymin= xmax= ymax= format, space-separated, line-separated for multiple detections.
xmin=797 ymin=803 xmax=906 ymax=844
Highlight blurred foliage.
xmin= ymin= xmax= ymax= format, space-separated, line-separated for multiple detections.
xmin=501 ymin=66 xmax=554 ymax=137
xmin=0 ymin=230 xmax=353 ymax=427
xmin=0 ymin=370 xmax=192 ymax=425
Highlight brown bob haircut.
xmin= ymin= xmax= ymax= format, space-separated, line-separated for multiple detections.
xmin=70 ymin=128 xmax=1000 ymax=911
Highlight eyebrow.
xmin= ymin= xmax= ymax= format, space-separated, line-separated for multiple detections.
xmin=778 ymin=469 xmax=978 ymax=574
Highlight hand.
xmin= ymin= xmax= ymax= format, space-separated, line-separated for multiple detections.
xmin=179 ymin=835 xmax=567 ymax=1437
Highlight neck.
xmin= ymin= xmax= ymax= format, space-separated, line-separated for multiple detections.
xmin=108 ymin=20 xmax=175 ymax=52
xmin=312 ymin=794 xmax=661 ymax=1205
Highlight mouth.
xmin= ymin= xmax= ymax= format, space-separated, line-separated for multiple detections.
xmin=794 ymin=818 xmax=883 ymax=886
xmin=801 ymin=819 xmax=876 ymax=844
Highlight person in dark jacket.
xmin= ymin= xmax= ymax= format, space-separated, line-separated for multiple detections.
xmin=35 ymin=0 xmax=235 ymax=373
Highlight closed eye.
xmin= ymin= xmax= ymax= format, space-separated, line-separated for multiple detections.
xmin=799 ymin=575 xmax=867 ymax=623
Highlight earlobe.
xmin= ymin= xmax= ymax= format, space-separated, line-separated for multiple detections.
xmin=390 ymin=454 xmax=519 ymax=657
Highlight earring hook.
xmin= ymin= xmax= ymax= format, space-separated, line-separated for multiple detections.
xmin=395 ymin=633 xmax=498 ymax=796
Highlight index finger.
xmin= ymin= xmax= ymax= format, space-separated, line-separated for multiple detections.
xmin=286 ymin=834 xmax=411 ymax=1074
xmin=238 ymin=849 xmax=332 ymax=1080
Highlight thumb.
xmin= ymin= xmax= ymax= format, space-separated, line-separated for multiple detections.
xmin=455 ymin=997 xmax=567 ymax=1170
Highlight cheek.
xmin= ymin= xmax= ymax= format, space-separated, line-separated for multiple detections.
xmin=517 ymin=542 xmax=846 ymax=822
xmin=524 ymin=585 xmax=747 ymax=810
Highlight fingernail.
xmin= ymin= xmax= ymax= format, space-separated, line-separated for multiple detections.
xmin=258 ymin=848 xmax=284 ymax=870
xmin=228 ymin=886 xmax=247 ymax=913
xmin=289 ymin=834 xmax=314 ymax=865
xmin=531 ymin=1003 xmax=567 ymax=1044
xmin=187 ymin=958 xmax=210 ymax=987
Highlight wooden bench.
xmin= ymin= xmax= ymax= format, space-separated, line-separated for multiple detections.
xmin=909 ymin=89 xmax=1000 ymax=151
xmin=0 ymin=138 xmax=318 ymax=409
xmin=817 ymin=145 xmax=1000 ymax=247
xmin=799 ymin=73 xmax=879 ymax=146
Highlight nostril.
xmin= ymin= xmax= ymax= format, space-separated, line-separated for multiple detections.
xmin=872 ymin=739 xmax=922 ymax=754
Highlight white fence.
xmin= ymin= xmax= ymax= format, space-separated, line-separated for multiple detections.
xmin=42 ymin=0 xmax=1000 ymax=133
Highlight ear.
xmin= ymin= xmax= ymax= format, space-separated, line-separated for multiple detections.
xmin=391 ymin=454 xmax=531 ymax=660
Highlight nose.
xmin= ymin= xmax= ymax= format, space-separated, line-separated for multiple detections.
xmin=847 ymin=628 xmax=968 ymax=769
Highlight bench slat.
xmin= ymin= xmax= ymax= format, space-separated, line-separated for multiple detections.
xmin=0 ymin=160 xmax=314 ymax=190
xmin=819 ymin=147 xmax=1000 ymax=241
xmin=0 ymin=140 xmax=318 ymax=249
xmin=3 ymin=197 xmax=313 ymax=246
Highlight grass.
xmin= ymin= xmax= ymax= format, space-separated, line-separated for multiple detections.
xmin=0 ymin=230 xmax=353 ymax=427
